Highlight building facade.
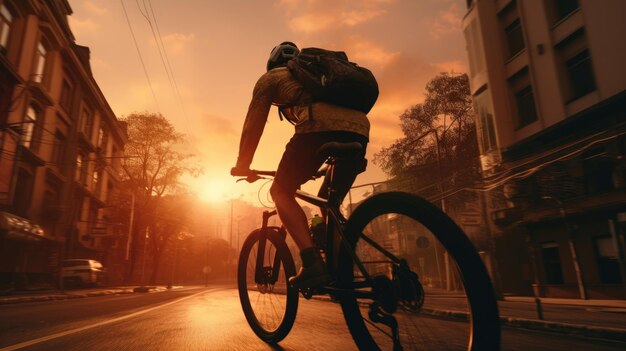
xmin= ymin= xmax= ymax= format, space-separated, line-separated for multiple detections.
xmin=0 ymin=0 xmax=126 ymax=290
xmin=463 ymin=0 xmax=626 ymax=299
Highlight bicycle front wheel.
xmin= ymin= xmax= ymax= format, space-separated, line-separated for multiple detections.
xmin=238 ymin=227 xmax=299 ymax=343
xmin=338 ymin=192 xmax=500 ymax=351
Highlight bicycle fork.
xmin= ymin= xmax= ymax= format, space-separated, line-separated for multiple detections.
xmin=254 ymin=210 xmax=286 ymax=286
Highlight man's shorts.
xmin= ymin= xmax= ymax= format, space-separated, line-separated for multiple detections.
xmin=273 ymin=131 xmax=368 ymax=198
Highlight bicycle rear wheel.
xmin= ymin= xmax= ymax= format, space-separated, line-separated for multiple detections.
xmin=238 ymin=227 xmax=299 ymax=343
xmin=338 ymin=192 xmax=500 ymax=350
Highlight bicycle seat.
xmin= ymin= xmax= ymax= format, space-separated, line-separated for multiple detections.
xmin=317 ymin=142 xmax=363 ymax=160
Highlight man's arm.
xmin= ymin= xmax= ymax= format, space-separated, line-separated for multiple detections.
xmin=233 ymin=73 xmax=276 ymax=172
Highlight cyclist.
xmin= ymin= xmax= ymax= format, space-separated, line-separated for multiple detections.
xmin=231 ymin=41 xmax=370 ymax=290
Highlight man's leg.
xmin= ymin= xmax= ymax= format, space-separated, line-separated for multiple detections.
xmin=269 ymin=184 xmax=313 ymax=250
xmin=272 ymin=133 xmax=331 ymax=289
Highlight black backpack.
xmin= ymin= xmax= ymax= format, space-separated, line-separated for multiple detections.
xmin=286 ymin=47 xmax=379 ymax=114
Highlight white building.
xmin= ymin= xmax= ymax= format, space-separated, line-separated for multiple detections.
xmin=463 ymin=0 xmax=626 ymax=299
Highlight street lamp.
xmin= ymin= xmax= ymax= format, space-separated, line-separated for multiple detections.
xmin=542 ymin=195 xmax=587 ymax=300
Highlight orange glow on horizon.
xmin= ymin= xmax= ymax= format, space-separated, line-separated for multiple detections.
xmin=197 ymin=177 xmax=238 ymax=203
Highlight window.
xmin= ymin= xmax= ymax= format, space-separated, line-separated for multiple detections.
xmin=499 ymin=1 xmax=525 ymax=59
xmin=565 ymin=50 xmax=595 ymax=100
xmin=42 ymin=176 xmax=62 ymax=222
xmin=464 ymin=19 xmax=485 ymax=76
xmin=79 ymin=105 xmax=93 ymax=139
xmin=508 ymin=68 xmax=538 ymax=129
xmin=60 ymin=78 xmax=73 ymax=112
xmin=0 ymin=4 xmax=12 ymax=50
xmin=98 ymin=127 xmax=108 ymax=150
xmin=75 ymin=153 xmax=82 ymax=181
xmin=514 ymin=86 xmax=538 ymax=127
xmin=593 ymin=236 xmax=622 ymax=284
xmin=33 ymin=41 xmax=47 ymax=83
xmin=75 ymin=152 xmax=88 ymax=184
xmin=474 ymin=88 xmax=497 ymax=152
xmin=52 ymin=130 xmax=66 ymax=166
xmin=22 ymin=104 xmax=39 ymax=149
xmin=505 ymin=19 xmax=525 ymax=58
xmin=548 ymin=0 xmax=580 ymax=24
xmin=541 ymin=243 xmax=564 ymax=284
xmin=92 ymin=170 xmax=99 ymax=190
xmin=556 ymin=29 xmax=596 ymax=102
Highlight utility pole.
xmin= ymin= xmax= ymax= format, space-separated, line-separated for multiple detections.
xmin=125 ymin=190 xmax=136 ymax=260
xmin=230 ymin=199 xmax=234 ymax=282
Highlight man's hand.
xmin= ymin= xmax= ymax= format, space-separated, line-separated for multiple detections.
xmin=230 ymin=166 xmax=251 ymax=177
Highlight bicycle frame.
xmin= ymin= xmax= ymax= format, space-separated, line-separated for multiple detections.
xmin=295 ymin=166 xmax=406 ymax=299
xmin=249 ymin=157 xmax=406 ymax=299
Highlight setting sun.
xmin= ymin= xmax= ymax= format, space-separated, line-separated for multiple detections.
xmin=197 ymin=178 xmax=236 ymax=203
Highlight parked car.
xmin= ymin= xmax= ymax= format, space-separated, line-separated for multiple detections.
xmin=61 ymin=259 xmax=106 ymax=287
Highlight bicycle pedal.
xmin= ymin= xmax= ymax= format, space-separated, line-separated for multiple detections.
xmin=301 ymin=288 xmax=314 ymax=299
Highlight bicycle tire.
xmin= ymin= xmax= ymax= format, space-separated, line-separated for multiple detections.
xmin=338 ymin=192 xmax=501 ymax=351
xmin=238 ymin=227 xmax=299 ymax=343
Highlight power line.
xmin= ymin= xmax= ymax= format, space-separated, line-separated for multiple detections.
xmin=146 ymin=0 xmax=190 ymax=132
xmin=119 ymin=0 xmax=161 ymax=113
xmin=357 ymin=125 xmax=626 ymax=204
xmin=133 ymin=0 xmax=190 ymax=134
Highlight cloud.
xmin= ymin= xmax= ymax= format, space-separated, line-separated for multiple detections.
xmin=197 ymin=113 xmax=238 ymax=138
xmin=428 ymin=2 xmax=463 ymax=39
xmin=68 ymin=17 xmax=99 ymax=33
xmin=83 ymin=1 xmax=108 ymax=15
xmin=338 ymin=36 xmax=399 ymax=67
xmin=341 ymin=9 xmax=386 ymax=26
xmin=289 ymin=13 xmax=336 ymax=34
xmin=162 ymin=33 xmax=196 ymax=55
xmin=279 ymin=0 xmax=394 ymax=34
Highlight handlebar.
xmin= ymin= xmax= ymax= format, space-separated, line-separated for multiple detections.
xmin=232 ymin=167 xmax=327 ymax=183
xmin=231 ymin=169 xmax=276 ymax=183
xmin=251 ymin=170 xmax=277 ymax=177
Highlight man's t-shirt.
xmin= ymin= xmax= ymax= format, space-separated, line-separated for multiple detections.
xmin=237 ymin=67 xmax=370 ymax=167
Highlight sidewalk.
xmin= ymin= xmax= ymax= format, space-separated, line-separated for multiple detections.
xmin=419 ymin=289 xmax=626 ymax=343
xmin=0 ymin=285 xmax=166 ymax=304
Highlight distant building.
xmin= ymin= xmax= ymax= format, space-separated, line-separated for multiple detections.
xmin=463 ymin=0 xmax=626 ymax=299
xmin=0 ymin=0 xmax=127 ymax=289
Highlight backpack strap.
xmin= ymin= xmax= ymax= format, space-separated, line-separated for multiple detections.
xmin=277 ymin=106 xmax=296 ymax=125
xmin=274 ymin=86 xmax=315 ymax=125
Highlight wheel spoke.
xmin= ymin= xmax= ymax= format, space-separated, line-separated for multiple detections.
xmin=337 ymin=192 xmax=500 ymax=350
xmin=238 ymin=228 xmax=298 ymax=343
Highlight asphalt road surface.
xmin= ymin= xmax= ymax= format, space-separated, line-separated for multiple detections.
xmin=1 ymin=286 xmax=624 ymax=350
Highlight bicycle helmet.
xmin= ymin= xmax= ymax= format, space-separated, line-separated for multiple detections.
xmin=266 ymin=41 xmax=299 ymax=71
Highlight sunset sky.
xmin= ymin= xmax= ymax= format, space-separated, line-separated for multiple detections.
xmin=68 ymin=0 xmax=469 ymax=205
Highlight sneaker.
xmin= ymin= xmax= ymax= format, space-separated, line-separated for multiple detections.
xmin=288 ymin=259 xmax=331 ymax=289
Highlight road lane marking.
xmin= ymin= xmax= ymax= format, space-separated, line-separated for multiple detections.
xmin=1 ymin=288 xmax=225 ymax=351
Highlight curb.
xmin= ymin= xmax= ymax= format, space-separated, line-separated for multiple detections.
xmin=310 ymin=295 xmax=626 ymax=343
xmin=0 ymin=286 xmax=163 ymax=305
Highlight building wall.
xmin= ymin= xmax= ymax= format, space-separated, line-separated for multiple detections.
xmin=0 ymin=0 xmax=126 ymax=289
xmin=463 ymin=0 xmax=626 ymax=299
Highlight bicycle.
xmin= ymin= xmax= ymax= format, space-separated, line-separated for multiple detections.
xmin=235 ymin=141 xmax=501 ymax=350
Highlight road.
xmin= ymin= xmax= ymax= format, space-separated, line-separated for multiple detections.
xmin=1 ymin=286 xmax=624 ymax=351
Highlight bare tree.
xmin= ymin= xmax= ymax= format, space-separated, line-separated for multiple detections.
xmin=119 ymin=112 xmax=199 ymax=282
xmin=374 ymin=73 xmax=480 ymax=208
